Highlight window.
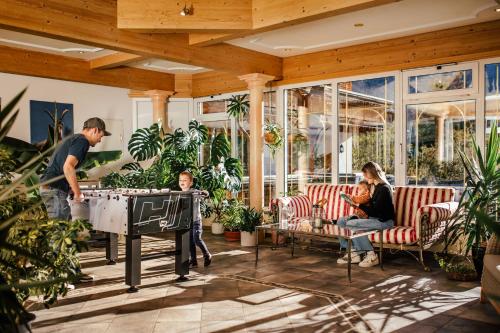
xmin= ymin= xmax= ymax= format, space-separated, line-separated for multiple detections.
xmin=408 ymin=70 xmax=472 ymax=94
xmin=263 ymin=91 xmax=277 ymax=207
xmin=200 ymin=100 xmax=226 ymax=114
xmin=285 ymin=85 xmax=333 ymax=194
xmin=406 ymin=100 xmax=475 ymax=186
xmin=485 ymin=63 xmax=500 ymax=143
xmin=338 ymin=76 xmax=395 ymax=184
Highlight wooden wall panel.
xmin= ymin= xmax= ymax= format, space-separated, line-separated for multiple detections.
xmin=281 ymin=20 xmax=500 ymax=84
xmin=0 ymin=45 xmax=175 ymax=91
xmin=192 ymin=71 xmax=248 ymax=97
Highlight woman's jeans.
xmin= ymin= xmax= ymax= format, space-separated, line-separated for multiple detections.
xmin=190 ymin=220 xmax=210 ymax=262
xmin=40 ymin=188 xmax=72 ymax=220
xmin=337 ymin=216 xmax=394 ymax=253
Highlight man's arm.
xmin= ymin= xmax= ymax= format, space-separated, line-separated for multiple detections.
xmin=63 ymin=155 xmax=82 ymax=201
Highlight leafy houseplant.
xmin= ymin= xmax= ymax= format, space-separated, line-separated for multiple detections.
xmin=448 ymin=121 xmax=500 ymax=277
xmin=227 ymin=94 xmax=250 ymax=138
xmin=0 ymin=89 xmax=91 ymax=332
xmin=240 ymin=207 xmax=263 ymax=247
xmin=434 ymin=253 xmax=477 ymax=281
xmin=100 ymin=120 xmax=243 ymax=234
xmin=220 ymin=199 xmax=244 ymax=241
xmin=264 ymin=122 xmax=283 ymax=158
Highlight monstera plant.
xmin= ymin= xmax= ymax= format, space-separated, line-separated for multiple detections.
xmin=101 ymin=120 xmax=242 ymax=222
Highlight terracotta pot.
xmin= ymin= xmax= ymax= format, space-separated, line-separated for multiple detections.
xmin=224 ymin=231 xmax=241 ymax=242
xmin=264 ymin=132 xmax=276 ymax=144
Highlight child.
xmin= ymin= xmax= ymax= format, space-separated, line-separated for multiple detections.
xmin=349 ymin=180 xmax=371 ymax=219
xmin=179 ymin=171 xmax=212 ymax=267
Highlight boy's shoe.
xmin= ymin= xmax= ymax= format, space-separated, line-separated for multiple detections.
xmin=75 ymin=273 xmax=94 ymax=283
xmin=204 ymin=254 xmax=212 ymax=267
xmin=337 ymin=252 xmax=361 ymax=264
xmin=189 ymin=260 xmax=198 ymax=268
xmin=359 ymin=252 xmax=379 ymax=268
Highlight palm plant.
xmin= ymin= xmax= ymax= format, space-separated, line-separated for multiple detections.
xmin=227 ymin=94 xmax=250 ymax=138
xmin=0 ymin=89 xmax=90 ymax=332
xmin=449 ymin=121 xmax=500 ymax=272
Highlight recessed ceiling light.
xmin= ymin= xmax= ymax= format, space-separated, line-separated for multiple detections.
xmin=354 ymin=23 xmax=364 ymax=27
xmin=78 ymin=51 xmax=85 ymax=54
xmin=496 ymin=8 xmax=500 ymax=12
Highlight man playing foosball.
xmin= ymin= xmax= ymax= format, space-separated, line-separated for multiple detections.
xmin=40 ymin=117 xmax=111 ymax=282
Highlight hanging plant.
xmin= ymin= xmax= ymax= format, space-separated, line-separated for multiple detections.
xmin=264 ymin=122 xmax=283 ymax=157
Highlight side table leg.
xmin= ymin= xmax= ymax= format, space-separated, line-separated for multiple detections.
xmin=255 ymin=227 xmax=259 ymax=265
xmin=379 ymin=230 xmax=384 ymax=271
xmin=348 ymin=238 xmax=352 ymax=283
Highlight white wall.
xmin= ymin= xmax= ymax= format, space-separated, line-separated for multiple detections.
xmin=0 ymin=72 xmax=134 ymax=179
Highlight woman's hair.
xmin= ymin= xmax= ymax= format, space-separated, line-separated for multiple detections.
xmin=179 ymin=171 xmax=193 ymax=181
xmin=361 ymin=161 xmax=389 ymax=185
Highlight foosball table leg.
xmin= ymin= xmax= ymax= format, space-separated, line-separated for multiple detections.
xmin=125 ymin=234 xmax=142 ymax=293
xmin=106 ymin=232 xmax=118 ymax=265
xmin=175 ymin=229 xmax=190 ymax=281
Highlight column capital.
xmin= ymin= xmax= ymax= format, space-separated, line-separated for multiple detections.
xmin=238 ymin=73 xmax=275 ymax=89
xmin=128 ymin=90 xmax=175 ymax=99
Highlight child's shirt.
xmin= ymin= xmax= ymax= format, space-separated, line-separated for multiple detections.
xmin=351 ymin=191 xmax=370 ymax=219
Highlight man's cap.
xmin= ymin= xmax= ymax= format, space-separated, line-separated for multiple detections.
xmin=83 ymin=117 xmax=111 ymax=136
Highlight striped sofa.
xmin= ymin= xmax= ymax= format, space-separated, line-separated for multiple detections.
xmin=270 ymin=184 xmax=458 ymax=270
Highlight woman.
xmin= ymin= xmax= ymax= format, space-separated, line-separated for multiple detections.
xmin=337 ymin=161 xmax=395 ymax=268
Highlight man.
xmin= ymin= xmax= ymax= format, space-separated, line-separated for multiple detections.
xmin=40 ymin=117 xmax=111 ymax=282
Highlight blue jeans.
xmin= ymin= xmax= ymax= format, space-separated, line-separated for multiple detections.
xmin=40 ymin=188 xmax=71 ymax=220
xmin=337 ymin=216 xmax=394 ymax=252
xmin=190 ymin=220 xmax=210 ymax=262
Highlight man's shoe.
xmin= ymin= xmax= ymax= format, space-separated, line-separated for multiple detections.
xmin=75 ymin=273 xmax=94 ymax=283
xmin=359 ymin=252 xmax=379 ymax=268
xmin=189 ymin=260 xmax=198 ymax=268
xmin=337 ymin=253 xmax=361 ymax=264
xmin=204 ymin=255 xmax=212 ymax=267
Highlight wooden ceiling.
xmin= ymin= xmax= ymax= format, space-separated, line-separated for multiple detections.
xmin=0 ymin=0 xmax=499 ymax=94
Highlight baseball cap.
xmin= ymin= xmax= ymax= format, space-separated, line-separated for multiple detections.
xmin=83 ymin=117 xmax=111 ymax=136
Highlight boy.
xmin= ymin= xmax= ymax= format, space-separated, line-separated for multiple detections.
xmin=179 ymin=171 xmax=212 ymax=267
xmin=348 ymin=180 xmax=371 ymax=219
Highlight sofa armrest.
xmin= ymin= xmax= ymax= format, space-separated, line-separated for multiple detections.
xmin=270 ymin=195 xmax=312 ymax=220
xmin=416 ymin=201 xmax=458 ymax=245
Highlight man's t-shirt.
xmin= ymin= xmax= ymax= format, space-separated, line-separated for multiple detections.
xmin=41 ymin=134 xmax=90 ymax=193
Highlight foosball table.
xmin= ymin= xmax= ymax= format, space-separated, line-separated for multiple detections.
xmin=79 ymin=188 xmax=199 ymax=292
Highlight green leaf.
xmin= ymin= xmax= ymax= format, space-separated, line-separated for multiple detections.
xmin=128 ymin=124 xmax=162 ymax=161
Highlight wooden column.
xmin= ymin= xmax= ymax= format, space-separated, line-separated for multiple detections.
xmin=145 ymin=90 xmax=175 ymax=132
xmin=238 ymin=73 xmax=275 ymax=210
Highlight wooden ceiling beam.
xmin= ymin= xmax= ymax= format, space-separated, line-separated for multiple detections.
xmin=189 ymin=0 xmax=396 ymax=46
xmin=0 ymin=44 xmax=175 ymax=91
xmin=0 ymin=0 xmax=282 ymax=77
xmin=117 ymin=0 xmax=252 ymax=33
xmin=90 ymin=52 xmax=145 ymax=69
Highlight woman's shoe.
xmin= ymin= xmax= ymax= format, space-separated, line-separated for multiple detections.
xmin=359 ymin=252 xmax=379 ymax=267
xmin=336 ymin=253 xmax=361 ymax=264
xmin=204 ymin=255 xmax=212 ymax=267
xmin=189 ymin=260 xmax=198 ymax=268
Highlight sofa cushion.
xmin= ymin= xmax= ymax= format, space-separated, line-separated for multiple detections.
xmin=369 ymin=226 xmax=417 ymax=245
xmin=394 ymin=187 xmax=455 ymax=228
xmin=305 ymin=184 xmax=356 ymax=221
xmin=483 ymin=254 xmax=500 ymax=286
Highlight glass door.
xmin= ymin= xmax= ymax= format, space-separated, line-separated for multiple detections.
xmin=402 ymin=63 xmax=479 ymax=187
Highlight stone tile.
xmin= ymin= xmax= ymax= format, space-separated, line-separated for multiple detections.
xmin=157 ymin=308 xmax=202 ymax=322
xmin=153 ymin=321 xmax=201 ymax=333
xmin=202 ymin=307 xmax=245 ymax=321
xmin=200 ymin=320 xmax=248 ymax=333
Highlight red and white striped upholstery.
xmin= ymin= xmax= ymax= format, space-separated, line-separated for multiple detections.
xmin=272 ymin=184 xmax=456 ymax=246
xmin=305 ymin=184 xmax=357 ymax=220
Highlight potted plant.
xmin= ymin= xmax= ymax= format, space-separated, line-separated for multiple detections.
xmin=434 ymin=253 xmax=477 ymax=281
xmin=264 ymin=122 xmax=283 ymax=157
xmin=448 ymin=121 xmax=500 ymax=278
xmin=240 ymin=207 xmax=263 ymax=247
xmin=220 ymin=199 xmax=244 ymax=241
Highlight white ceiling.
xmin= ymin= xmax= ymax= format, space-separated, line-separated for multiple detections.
xmin=0 ymin=29 xmax=116 ymax=60
xmin=130 ymin=59 xmax=209 ymax=74
xmin=228 ymin=0 xmax=500 ymax=57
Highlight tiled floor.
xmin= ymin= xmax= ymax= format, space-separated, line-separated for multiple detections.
xmin=29 ymin=232 xmax=500 ymax=332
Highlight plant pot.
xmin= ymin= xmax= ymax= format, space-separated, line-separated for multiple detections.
xmin=224 ymin=231 xmax=241 ymax=242
xmin=241 ymin=231 xmax=256 ymax=247
xmin=472 ymin=246 xmax=486 ymax=279
xmin=446 ymin=271 xmax=477 ymax=281
xmin=211 ymin=222 xmax=224 ymax=235
xmin=264 ymin=132 xmax=276 ymax=144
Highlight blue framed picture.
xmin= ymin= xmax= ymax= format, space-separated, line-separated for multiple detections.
xmin=30 ymin=100 xmax=74 ymax=146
